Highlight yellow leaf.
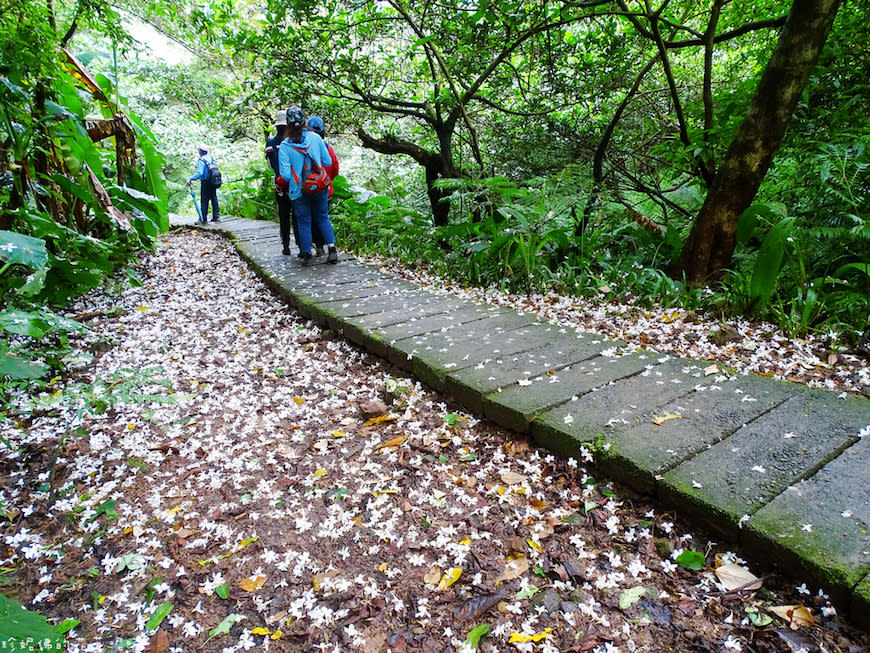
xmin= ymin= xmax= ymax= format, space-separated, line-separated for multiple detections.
xmin=332 ymin=429 xmax=346 ymax=438
xmin=423 ymin=565 xmax=442 ymax=585
xmin=377 ymin=434 xmax=408 ymax=451
xmin=364 ymin=415 xmax=398 ymax=427
xmin=508 ymin=629 xmax=552 ymax=643
xmin=526 ymin=539 xmax=542 ymax=552
xmin=378 ymin=562 xmax=388 ymax=572
xmin=459 ymin=537 xmax=471 ymax=546
xmin=270 ymin=631 xmax=282 ymax=640
xmin=530 ymin=499 xmax=547 ymax=511
xmin=652 ymin=412 xmax=684 ymax=425
xmin=313 ymin=468 xmax=327 ymax=478
xmin=293 ymin=396 xmax=306 ymax=404
xmin=167 ymin=506 xmax=181 ymax=515
xmin=240 ymin=575 xmax=266 ymax=592
xmin=135 ymin=306 xmax=149 ymax=311
xmin=496 ymin=486 xmax=506 ymax=496
xmin=127 ymin=423 xmax=136 ymax=430
xmin=251 ymin=627 xmax=271 ymax=636
xmin=437 ymin=567 xmax=462 ymax=591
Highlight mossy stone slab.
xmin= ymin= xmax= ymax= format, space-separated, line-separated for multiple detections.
xmin=741 ymin=435 xmax=870 ymax=608
xmin=596 ymin=374 xmax=801 ymax=494
xmin=530 ymin=356 xmax=711 ymax=452
xmin=853 ymin=574 xmax=870 ymax=630
xmin=485 ymin=350 xmax=654 ymax=436
xmin=404 ymin=321 xmax=552 ymax=391
xmin=444 ymin=330 xmax=615 ymax=413
xmin=340 ymin=299 xmax=485 ymax=354
xmin=660 ymin=390 xmax=870 ymax=536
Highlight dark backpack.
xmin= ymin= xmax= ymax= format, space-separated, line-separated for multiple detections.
xmin=202 ymin=158 xmax=223 ymax=188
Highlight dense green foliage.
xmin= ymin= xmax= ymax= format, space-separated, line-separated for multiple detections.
xmin=0 ymin=0 xmax=169 ymax=410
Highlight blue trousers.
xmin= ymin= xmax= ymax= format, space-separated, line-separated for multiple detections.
xmin=200 ymin=182 xmax=219 ymax=221
xmin=291 ymin=190 xmax=335 ymax=254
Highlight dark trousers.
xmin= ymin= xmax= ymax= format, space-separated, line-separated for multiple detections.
xmin=200 ymin=182 xmax=219 ymax=221
xmin=277 ymin=192 xmax=294 ymax=249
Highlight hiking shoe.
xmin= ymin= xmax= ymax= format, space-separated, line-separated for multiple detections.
xmin=282 ymin=246 xmax=291 ymax=255
xmin=315 ymin=246 xmax=325 ymax=257
xmin=327 ymin=247 xmax=339 ymax=264
xmin=211 ymin=218 xmax=220 ymax=223
xmin=300 ymin=253 xmax=314 ymax=267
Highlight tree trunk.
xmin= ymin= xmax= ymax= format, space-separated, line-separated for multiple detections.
xmin=357 ymin=126 xmax=456 ymax=226
xmin=675 ymin=0 xmax=842 ymax=285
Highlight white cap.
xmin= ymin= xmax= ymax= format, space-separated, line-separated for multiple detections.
xmin=197 ymin=143 xmax=209 ymax=153
xmin=274 ymin=109 xmax=287 ymax=126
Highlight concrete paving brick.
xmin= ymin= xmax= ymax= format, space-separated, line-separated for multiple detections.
xmin=443 ymin=331 xmax=614 ymax=412
xmin=597 ymin=374 xmax=801 ymax=494
xmin=529 ymin=356 xmax=711 ymax=457
xmin=742 ymin=435 xmax=870 ymax=607
xmin=409 ymin=323 xmax=555 ymax=392
xmin=485 ymin=350 xmax=653 ymax=436
xmin=660 ymin=390 xmax=870 ymax=536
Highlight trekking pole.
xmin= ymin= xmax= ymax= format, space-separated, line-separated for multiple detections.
xmin=190 ymin=189 xmax=204 ymax=224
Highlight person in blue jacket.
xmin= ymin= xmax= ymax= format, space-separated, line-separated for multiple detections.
xmin=277 ymin=107 xmax=338 ymax=265
xmin=187 ymin=144 xmax=219 ymax=223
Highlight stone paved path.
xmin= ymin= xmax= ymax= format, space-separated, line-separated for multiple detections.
xmin=178 ymin=215 xmax=870 ymax=627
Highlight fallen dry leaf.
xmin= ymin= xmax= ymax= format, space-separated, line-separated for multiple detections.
xmin=496 ymin=556 xmax=530 ymax=582
xmin=423 ymin=565 xmax=442 ymax=586
xmin=239 ymin=575 xmax=266 ymax=592
xmin=768 ymin=604 xmax=815 ymax=629
xmin=376 ymin=434 xmax=407 ymax=451
xmin=715 ymin=563 xmax=762 ymax=591
xmin=500 ymin=471 xmax=527 ymax=485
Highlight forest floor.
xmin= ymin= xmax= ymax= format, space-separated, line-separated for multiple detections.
xmin=1 ymin=229 xmax=869 ymax=653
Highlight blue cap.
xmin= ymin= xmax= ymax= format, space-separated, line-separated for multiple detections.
xmin=307 ymin=116 xmax=325 ymax=135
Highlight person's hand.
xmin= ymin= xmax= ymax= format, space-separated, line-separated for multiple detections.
xmin=275 ymin=175 xmax=289 ymax=195
xmin=187 ymin=180 xmax=192 ymax=188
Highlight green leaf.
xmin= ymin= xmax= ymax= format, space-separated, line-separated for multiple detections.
xmin=215 ymin=584 xmax=230 ymax=599
xmin=209 ymin=613 xmax=243 ymax=638
xmin=0 ymin=354 xmax=49 ymax=380
xmin=459 ymin=453 xmax=478 ymax=462
xmin=515 ymin=584 xmax=538 ymax=600
xmin=618 ymin=586 xmax=647 ymax=610
xmin=0 ymin=592 xmax=64 ymax=649
xmin=146 ymin=602 xmax=173 ymax=632
xmin=0 ymin=310 xmax=52 ymax=338
xmin=465 ymin=623 xmax=491 ymax=648
xmin=674 ymin=550 xmax=706 ymax=571
xmin=54 ymin=618 xmax=80 ymax=634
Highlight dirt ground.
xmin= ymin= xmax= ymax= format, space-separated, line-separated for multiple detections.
xmin=1 ymin=230 xmax=868 ymax=653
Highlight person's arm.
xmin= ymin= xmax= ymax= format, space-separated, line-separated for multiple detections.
xmin=318 ymin=136 xmax=331 ymax=168
xmin=325 ymin=144 xmax=339 ymax=179
xmin=188 ymin=159 xmax=207 ymax=184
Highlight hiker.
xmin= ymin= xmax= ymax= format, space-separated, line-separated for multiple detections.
xmin=277 ymin=107 xmax=339 ymax=266
xmin=306 ymin=116 xmax=339 ymax=198
xmin=187 ymin=144 xmax=220 ymax=223
xmin=266 ymin=110 xmax=295 ymax=255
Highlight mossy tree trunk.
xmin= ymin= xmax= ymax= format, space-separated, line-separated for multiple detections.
xmin=675 ymin=0 xmax=843 ymax=285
